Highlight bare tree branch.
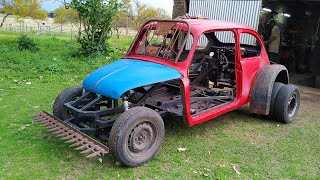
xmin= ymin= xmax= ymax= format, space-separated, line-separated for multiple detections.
xmin=0 ymin=14 xmax=10 ymax=28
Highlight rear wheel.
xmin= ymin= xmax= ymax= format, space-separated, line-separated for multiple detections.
xmin=109 ymin=107 xmax=165 ymax=167
xmin=268 ymin=82 xmax=285 ymax=119
xmin=274 ymin=84 xmax=300 ymax=123
xmin=53 ymin=85 xmax=84 ymax=120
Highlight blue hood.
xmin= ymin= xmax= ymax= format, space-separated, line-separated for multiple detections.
xmin=82 ymin=59 xmax=181 ymax=99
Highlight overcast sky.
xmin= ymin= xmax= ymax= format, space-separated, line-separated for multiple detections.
xmin=41 ymin=0 xmax=174 ymax=16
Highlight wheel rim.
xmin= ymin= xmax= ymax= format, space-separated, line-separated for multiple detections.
xmin=127 ymin=120 xmax=158 ymax=158
xmin=288 ymin=93 xmax=297 ymax=118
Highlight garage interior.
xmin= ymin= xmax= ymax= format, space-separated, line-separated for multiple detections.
xmin=260 ymin=0 xmax=320 ymax=87
xmin=174 ymin=0 xmax=320 ymax=88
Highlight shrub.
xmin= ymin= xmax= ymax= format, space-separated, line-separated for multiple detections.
xmin=70 ymin=0 xmax=120 ymax=56
xmin=17 ymin=34 xmax=39 ymax=52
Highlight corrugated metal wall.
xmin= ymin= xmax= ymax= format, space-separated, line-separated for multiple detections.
xmin=188 ymin=0 xmax=262 ymax=45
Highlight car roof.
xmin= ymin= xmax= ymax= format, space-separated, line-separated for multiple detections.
xmin=181 ymin=19 xmax=253 ymax=34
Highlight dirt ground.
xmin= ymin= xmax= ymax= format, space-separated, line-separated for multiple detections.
xmin=298 ymin=85 xmax=320 ymax=112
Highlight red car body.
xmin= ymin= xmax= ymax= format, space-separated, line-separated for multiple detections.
xmin=125 ymin=19 xmax=270 ymax=126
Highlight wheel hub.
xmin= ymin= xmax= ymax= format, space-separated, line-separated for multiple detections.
xmin=288 ymin=93 xmax=297 ymax=118
xmin=128 ymin=122 xmax=154 ymax=153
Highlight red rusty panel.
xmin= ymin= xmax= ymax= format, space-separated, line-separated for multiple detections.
xmin=146 ymin=46 xmax=160 ymax=56
xmin=154 ymin=22 xmax=177 ymax=36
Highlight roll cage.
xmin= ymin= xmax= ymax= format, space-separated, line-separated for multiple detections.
xmin=127 ymin=20 xmax=191 ymax=64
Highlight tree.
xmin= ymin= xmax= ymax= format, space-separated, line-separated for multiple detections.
xmin=54 ymin=6 xmax=78 ymax=24
xmin=0 ymin=0 xmax=47 ymax=28
xmin=156 ymin=8 xmax=171 ymax=20
xmin=172 ymin=0 xmax=186 ymax=19
xmin=130 ymin=0 xmax=170 ymax=30
xmin=113 ymin=10 xmax=127 ymax=38
xmin=113 ymin=0 xmax=130 ymax=38
xmin=70 ymin=0 xmax=121 ymax=56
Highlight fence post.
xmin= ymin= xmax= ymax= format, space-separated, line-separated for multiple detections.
xmin=71 ymin=24 xmax=73 ymax=40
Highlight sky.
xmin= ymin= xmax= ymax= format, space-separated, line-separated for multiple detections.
xmin=41 ymin=0 xmax=174 ymax=16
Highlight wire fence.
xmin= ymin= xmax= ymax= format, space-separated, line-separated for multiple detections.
xmin=0 ymin=15 xmax=139 ymax=39
xmin=0 ymin=22 xmax=137 ymax=38
xmin=0 ymin=22 xmax=78 ymax=36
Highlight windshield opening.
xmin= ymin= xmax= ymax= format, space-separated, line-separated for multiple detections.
xmin=129 ymin=20 xmax=191 ymax=63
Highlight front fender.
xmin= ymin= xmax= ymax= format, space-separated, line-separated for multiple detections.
xmin=249 ymin=65 xmax=289 ymax=115
xmin=82 ymin=59 xmax=181 ymax=99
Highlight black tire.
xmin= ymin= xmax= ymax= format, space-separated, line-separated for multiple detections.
xmin=109 ymin=107 xmax=165 ymax=167
xmin=53 ymin=85 xmax=83 ymax=120
xmin=268 ymin=82 xmax=285 ymax=119
xmin=274 ymin=84 xmax=300 ymax=123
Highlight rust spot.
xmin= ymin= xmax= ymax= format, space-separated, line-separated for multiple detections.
xmin=249 ymin=65 xmax=288 ymax=115
xmin=154 ymin=22 xmax=176 ymax=36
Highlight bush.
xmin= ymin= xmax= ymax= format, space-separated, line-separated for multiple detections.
xmin=17 ymin=34 xmax=39 ymax=52
xmin=71 ymin=0 xmax=120 ymax=56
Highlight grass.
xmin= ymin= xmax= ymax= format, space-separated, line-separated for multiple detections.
xmin=0 ymin=31 xmax=319 ymax=179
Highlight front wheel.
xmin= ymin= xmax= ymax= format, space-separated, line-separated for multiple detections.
xmin=53 ymin=85 xmax=84 ymax=120
xmin=109 ymin=107 xmax=165 ymax=167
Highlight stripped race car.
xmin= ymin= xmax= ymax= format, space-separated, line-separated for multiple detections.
xmin=33 ymin=18 xmax=300 ymax=167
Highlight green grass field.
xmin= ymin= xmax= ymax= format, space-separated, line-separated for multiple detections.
xmin=0 ymin=31 xmax=319 ymax=179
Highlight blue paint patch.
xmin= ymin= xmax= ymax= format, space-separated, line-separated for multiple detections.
xmin=83 ymin=59 xmax=181 ymax=99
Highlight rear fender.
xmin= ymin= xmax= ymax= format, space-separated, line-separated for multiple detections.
xmin=249 ymin=65 xmax=289 ymax=115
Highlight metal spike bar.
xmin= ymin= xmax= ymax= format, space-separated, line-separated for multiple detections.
xmin=34 ymin=112 xmax=44 ymax=116
xmin=39 ymin=120 xmax=52 ymax=126
xmin=33 ymin=114 xmax=45 ymax=118
xmin=80 ymin=148 xmax=93 ymax=155
xmin=47 ymin=124 xmax=58 ymax=129
xmin=69 ymin=141 xmax=82 ymax=147
xmin=96 ymin=149 xmax=107 ymax=157
xmin=39 ymin=120 xmax=51 ymax=124
xmin=86 ymin=151 xmax=103 ymax=158
xmin=52 ymin=129 xmax=65 ymax=135
xmin=33 ymin=118 xmax=42 ymax=122
xmin=61 ymin=135 xmax=75 ymax=140
xmin=43 ymin=121 xmax=55 ymax=126
xmin=33 ymin=117 xmax=46 ymax=121
xmin=56 ymin=132 xmax=69 ymax=138
xmin=101 ymin=149 xmax=108 ymax=154
xmin=48 ymin=127 xmax=62 ymax=132
xmin=75 ymin=144 xmax=88 ymax=151
xmin=65 ymin=138 xmax=78 ymax=144
xmin=58 ymin=126 xmax=69 ymax=131
xmin=41 ymin=117 xmax=50 ymax=121
xmin=31 ymin=111 xmax=110 ymax=158
xmin=48 ymin=127 xmax=63 ymax=132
